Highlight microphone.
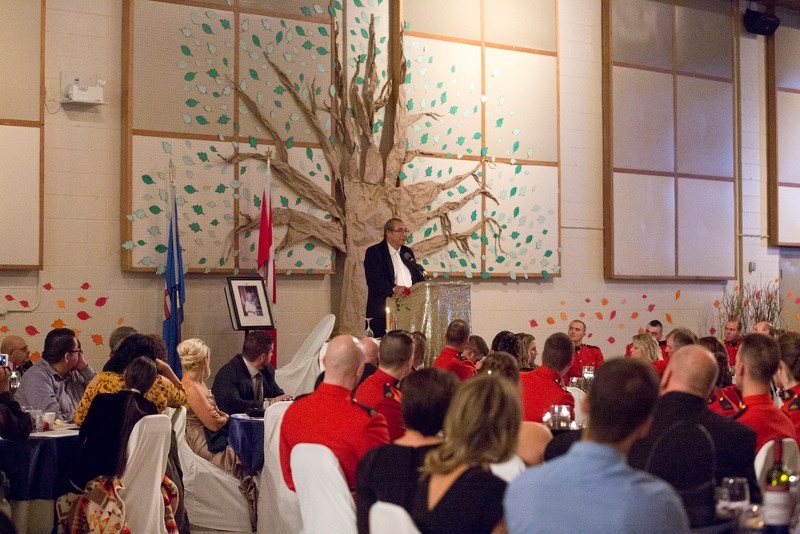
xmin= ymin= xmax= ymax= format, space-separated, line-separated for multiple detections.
xmin=402 ymin=251 xmax=427 ymax=279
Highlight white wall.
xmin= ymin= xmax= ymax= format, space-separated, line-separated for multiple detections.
xmin=0 ymin=0 xmax=782 ymax=373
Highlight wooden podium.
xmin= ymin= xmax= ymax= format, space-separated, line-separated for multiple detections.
xmin=385 ymin=281 xmax=471 ymax=367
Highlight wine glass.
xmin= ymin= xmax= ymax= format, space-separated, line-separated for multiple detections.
xmin=716 ymin=477 xmax=750 ymax=519
xmin=364 ymin=318 xmax=374 ymax=338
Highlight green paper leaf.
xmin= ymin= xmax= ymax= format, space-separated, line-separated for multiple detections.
xmin=192 ymin=205 xmax=204 ymax=215
xmin=149 ymin=205 xmax=162 ymax=215
xmin=249 ymin=69 xmax=259 ymax=80
xmin=142 ymin=174 xmax=154 ymax=185
xmin=189 ymin=222 xmax=201 ymax=233
xmin=180 ymin=45 xmax=192 ymax=57
xmin=304 ymin=242 xmax=316 ymax=251
xmin=184 ymin=72 xmax=196 ymax=81
xmin=184 ymin=185 xmax=198 ymax=194
xmin=155 ymin=244 xmax=167 ymax=253
xmin=252 ymin=34 xmax=261 ymax=47
xmin=316 ymin=46 xmax=329 ymax=55
xmin=202 ymin=23 xmax=213 ymax=34
xmin=196 ymin=115 xmax=208 ymax=125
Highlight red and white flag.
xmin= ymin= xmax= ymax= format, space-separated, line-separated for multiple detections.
xmin=257 ymin=158 xmax=277 ymax=367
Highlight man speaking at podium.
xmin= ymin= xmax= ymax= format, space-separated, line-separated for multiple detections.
xmin=364 ymin=218 xmax=425 ymax=338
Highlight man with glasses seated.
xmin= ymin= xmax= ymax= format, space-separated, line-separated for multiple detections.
xmin=16 ymin=327 xmax=95 ymax=422
xmin=1 ymin=335 xmax=33 ymax=376
xmin=364 ymin=218 xmax=425 ymax=338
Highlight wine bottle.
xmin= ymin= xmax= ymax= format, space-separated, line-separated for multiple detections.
xmin=764 ymin=439 xmax=792 ymax=534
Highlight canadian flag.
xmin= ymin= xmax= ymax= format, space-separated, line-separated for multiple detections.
xmin=257 ymin=159 xmax=277 ymax=367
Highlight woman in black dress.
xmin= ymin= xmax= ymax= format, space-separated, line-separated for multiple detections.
xmin=411 ymin=374 xmax=520 ymax=534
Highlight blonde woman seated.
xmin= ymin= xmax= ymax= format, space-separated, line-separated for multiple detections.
xmin=480 ymin=351 xmax=552 ymax=466
xmin=629 ymin=333 xmax=661 ymax=364
xmin=411 ymin=374 xmax=519 ymax=534
xmin=178 ymin=338 xmax=257 ymax=528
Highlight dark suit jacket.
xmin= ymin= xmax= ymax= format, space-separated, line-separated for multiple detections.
xmin=211 ymin=354 xmax=284 ymax=414
xmin=364 ymin=239 xmax=424 ymax=337
xmin=629 ymin=392 xmax=760 ymax=511
xmin=72 ymin=391 xmax=157 ymax=489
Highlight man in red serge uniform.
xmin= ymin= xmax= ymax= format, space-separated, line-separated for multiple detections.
xmin=563 ymin=320 xmax=604 ymax=382
xmin=432 ymin=320 xmax=476 ymax=381
xmin=354 ymin=330 xmax=414 ymax=440
xmin=520 ymin=333 xmax=575 ymax=423
xmin=732 ymin=333 xmax=794 ymax=452
xmin=723 ymin=317 xmax=743 ymax=367
xmin=280 ymin=335 xmax=390 ymax=490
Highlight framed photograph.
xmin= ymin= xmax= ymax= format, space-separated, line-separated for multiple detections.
xmin=226 ymin=276 xmax=275 ymax=330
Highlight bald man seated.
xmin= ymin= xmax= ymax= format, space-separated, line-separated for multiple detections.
xmin=0 ymin=335 xmax=33 ymax=375
xmin=280 ymin=335 xmax=390 ymax=491
xmin=628 ymin=345 xmax=760 ymax=528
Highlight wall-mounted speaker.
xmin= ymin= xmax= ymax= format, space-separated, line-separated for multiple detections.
xmin=743 ymin=9 xmax=780 ymax=36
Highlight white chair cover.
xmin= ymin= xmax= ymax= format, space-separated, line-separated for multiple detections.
xmin=755 ymin=437 xmax=800 ymax=486
xmin=119 ymin=414 xmax=171 ymax=534
xmin=369 ymin=501 xmax=420 ymax=534
xmin=566 ymin=386 xmax=587 ymax=426
xmin=490 ymin=454 xmax=526 ymax=482
xmin=290 ymin=443 xmax=356 ymax=534
xmin=275 ymin=314 xmax=335 ymax=397
xmin=257 ymin=401 xmax=302 ymax=534
xmin=171 ymin=406 xmax=251 ymax=532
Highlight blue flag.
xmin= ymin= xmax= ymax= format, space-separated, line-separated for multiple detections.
xmin=163 ymin=181 xmax=185 ymax=378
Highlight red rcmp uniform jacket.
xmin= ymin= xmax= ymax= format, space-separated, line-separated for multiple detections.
xmin=354 ymin=368 xmax=405 ymax=441
xmin=725 ymin=340 xmax=741 ymax=366
xmin=520 ymin=366 xmax=575 ymax=423
xmin=707 ymin=384 xmax=742 ymax=417
xmin=734 ymin=393 xmax=795 ymax=452
xmin=780 ymin=384 xmax=800 ymax=444
xmin=564 ymin=344 xmax=604 ymax=382
xmin=432 ymin=346 xmax=476 ymax=381
xmin=279 ymin=383 xmax=390 ymax=490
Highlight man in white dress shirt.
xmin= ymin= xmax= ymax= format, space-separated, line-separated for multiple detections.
xmin=363 ymin=218 xmax=425 ymax=338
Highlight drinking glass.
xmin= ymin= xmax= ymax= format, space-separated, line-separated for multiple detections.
xmin=364 ymin=318 xmax=374 ymax=338
xmin=581 ymin=365 xmax=595 ymax=381
xmin=31 ymin=409 xmax=43 ymax=432
xmin=716 ymin=477 xmax=750 ymax=519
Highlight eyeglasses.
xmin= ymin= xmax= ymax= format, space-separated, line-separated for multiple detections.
xmin=69 ymin=349 xmax=83 ymax=355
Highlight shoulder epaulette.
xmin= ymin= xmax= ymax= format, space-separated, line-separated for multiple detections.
xmin=781 ymin=388 xmax=796 ymax=402
xmin=382 ymin=383 xmax=396 ymax=399
xmin=789 ymin=397 xmax=800 ymax=412
xmin=353 ymin=399 xmax=378 ymax=416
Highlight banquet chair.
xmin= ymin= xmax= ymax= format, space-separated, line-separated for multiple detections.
xmin=489 ymin=454 xmax=526 ymax=482
xmin=275 ymin=314 xmax=335 ymax=397
xmin=755 ymin=437 xmax=800 ymax=487
xmin=257 ymin=400 xmax=302 ymax=534
xmin=118 ymin=414 xmax=171 ymax=534
xmin=171 ymin=406 xmax=251 ymax=532
xmin=565 ymin=387 xmax=587 ymax=426
xmin=290 ymin=443 xmax=356 ymax=534
xmin=369 ymin=501 xmax=420 ymax=534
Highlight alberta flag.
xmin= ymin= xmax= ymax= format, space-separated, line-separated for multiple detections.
xmin=163 ymin=178 xmax=185 ymax=378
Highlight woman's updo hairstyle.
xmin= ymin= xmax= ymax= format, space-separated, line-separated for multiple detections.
xmin=178 ymin=338 xmax=210 ymax=373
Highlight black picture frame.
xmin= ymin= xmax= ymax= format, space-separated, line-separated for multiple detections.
xmin=225 ymin=276 xmax=275 ymax=330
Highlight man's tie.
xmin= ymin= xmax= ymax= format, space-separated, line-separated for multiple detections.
xmin=253 ymin=373 xmax=264 ymax=403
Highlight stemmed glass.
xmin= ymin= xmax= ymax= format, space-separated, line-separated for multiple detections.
xmin=716 ymin=477 xmax=750 ymax=520
xmin=364 ymin=318 xmax=374 ymax=338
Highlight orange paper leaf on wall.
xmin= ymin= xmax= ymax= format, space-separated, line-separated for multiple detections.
xmin=560 ymin=312 xmax=568 ymax=321
xmin=601 ymin=298 xmax=609 ymax=306
xmin=621 ymin=299 xmax=627 ymax=304
xmin=675 ymin=290 xmax=681 ymax=300
xmin=57 ymin=300 xmax=65 ymax=309
xmin=546 ymin=316 xmax=556 ymax=325
xmin=595 ymin=312 xmax=603 ymax=320
xmin=788 ymin=291 xmax=794 ymax=299
xmin=77 ymin=297 xmax=86 ymax=303
xmin=25 ymin=326 xmax=39 ymax=336
xmin=117 ymin=317 xmax=125 ymax=325
xmin=95 ymin=297 xmax=108 ymax=307
xmin=560 ymin=300 xmax=566 ymax=306
xmin=81 ymin=283 xmax=90 ymax=290
xmin=631 ymin=312 xmax=639 ymax=319
xmin=0 ymin=326 xmax=8 ymax=334
xmin=713 ymin=300 xmax=721 ymax=309
xmin=665 ymin=313 xmax=673 ymax=324
xmin=51 ymin=319 xmax=65 ymax=329
xmin=19 ymin=300 xmax=29 ymax=308
xmin=529 ymin=319 xmax=538 ymax=327
xmin=76 ymin=311 xmax=91 ymax=321
xmin=91 ymin=334 xmax=103 ymax=345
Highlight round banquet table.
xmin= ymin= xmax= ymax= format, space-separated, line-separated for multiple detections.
xmin=228 ymin=413 xmax=264 ymax=475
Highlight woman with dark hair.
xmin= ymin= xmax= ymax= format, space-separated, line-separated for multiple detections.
xmin=70 ymin=357 xmax=159 ymax=489
xmin=491 ymin=330 xmax=517 ymax=354
xmin=776 ymin=332 xmax=800 ymax=441
xmin=356 ymin=368 xmax=458 ymax=534
xmin=74 ymin=333 xmax=186 ymax=425
xmin=411 ymin=374 xmax=519 ymax=533
xmin=696 ymin=336 xmax=731 ymax=388
xmin=480 ymin=351 xmax=552 ymax=466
